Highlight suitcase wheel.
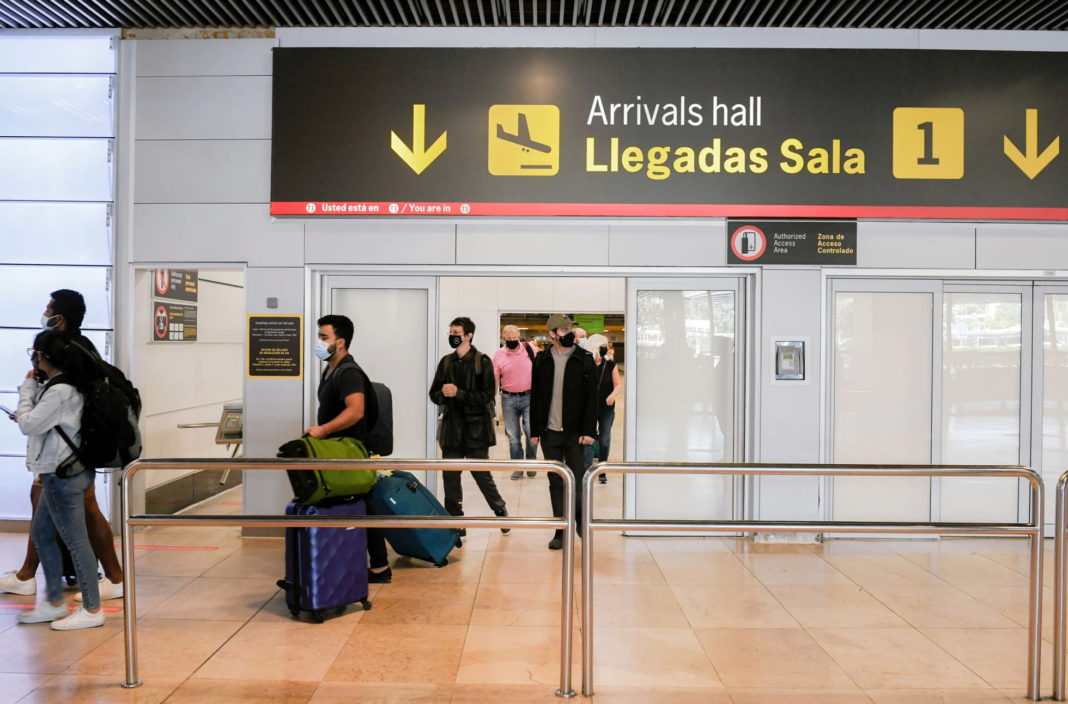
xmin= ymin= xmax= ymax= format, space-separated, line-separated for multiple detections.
xmin=361 ymin=600 xmax=373 ymax=611
xmin=288 ymin=606 xmax=300 ymax=619
xmin=312 ymin=610 xmax=325 ymax=624
xmin=434 ymin=558 xmax=448 ymax=568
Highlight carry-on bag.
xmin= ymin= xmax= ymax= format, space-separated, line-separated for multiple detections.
xmin=276 ymin=497 xmax=372 ymax=622
xmin=277 ymin=436 xmax=377 ymax=505
xmin=368 ymin=470 xmax=457 ymax=568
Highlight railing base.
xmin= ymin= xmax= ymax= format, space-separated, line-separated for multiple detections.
xmin=120 ymin=680 xmax=143 ymax=689
xmin=555 ymin=688 xmax=577 ymax=698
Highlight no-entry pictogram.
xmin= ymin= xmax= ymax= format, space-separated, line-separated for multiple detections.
xmin=730 ymin=224 xmax=766 ymax=262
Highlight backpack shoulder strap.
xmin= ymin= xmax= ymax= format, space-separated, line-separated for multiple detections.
xmin=524 ymin=342 xmax=536 ymax=364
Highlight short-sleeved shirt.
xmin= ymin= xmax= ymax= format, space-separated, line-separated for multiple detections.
xmin=317 ymin=354 xmax=368 ymax=439
xmin=493 ymin=343 xmax=535 ymax=393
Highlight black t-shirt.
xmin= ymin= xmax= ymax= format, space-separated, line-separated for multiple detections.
xmin=317 ymin=354 xmax=369 ymax=439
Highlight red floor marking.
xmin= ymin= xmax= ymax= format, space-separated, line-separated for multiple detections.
xmin=113 ymin=544 xmax=218 ymax=551
xmin=221 ymin=501 xmax=242 ymax=506
xmin=0 ymin=603 xmax=123 ymax=613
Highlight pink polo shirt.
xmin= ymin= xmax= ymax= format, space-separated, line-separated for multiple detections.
xmin=493 ymin=343 xmax=535 ymax=393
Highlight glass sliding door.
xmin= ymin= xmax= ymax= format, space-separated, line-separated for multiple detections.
xmin=1035 ymin=287 xmax=1068 ymax=529
xmin=320 ymin=276 xmax=437 ymax=485
xmin=625 ymin=278 xmax=746 ymax=528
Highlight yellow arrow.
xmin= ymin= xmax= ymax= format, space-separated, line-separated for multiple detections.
xmin=390 ymin=104 xmax=447 ymax=175
xmin=1003 ymin=108 xmax=1060 ymax=180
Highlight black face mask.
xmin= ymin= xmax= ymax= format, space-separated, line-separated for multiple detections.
xmin=505 ymin=339 xmax=520 ymax=350
xmin=448 ymin=335 xmax=463 ymax=349
xmin=599 ymin=346 xmax=609 ymax=357
xmin=558 ymin=332 xmax=576 ymax=347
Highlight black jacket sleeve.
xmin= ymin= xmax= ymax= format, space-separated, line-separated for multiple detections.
xmin=529 ymin=354 xmax=547 ymax=438
xmin=429 ymin=356 xmax=449 ymax=406
xmin=581 ymin=353 xmax=598 ymax=437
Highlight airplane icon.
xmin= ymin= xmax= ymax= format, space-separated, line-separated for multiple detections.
xmin=496 ymin=113 xmax=552 ymax=153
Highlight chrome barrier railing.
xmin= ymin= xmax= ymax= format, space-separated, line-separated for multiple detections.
xmin=581 ymin=462 xmax=1045 ymax=701
xmin=1054 ymin=471 xmax=1068 ymax=700
xmin=119 ymin=458 xmax=577 ymax=698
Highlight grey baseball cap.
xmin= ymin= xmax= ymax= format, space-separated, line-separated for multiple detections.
xmin=546 ymin=313 xmax=573 ymax=330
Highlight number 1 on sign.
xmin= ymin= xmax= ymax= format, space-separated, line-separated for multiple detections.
xmin=917 ymin=121 xmax=940 ymax=165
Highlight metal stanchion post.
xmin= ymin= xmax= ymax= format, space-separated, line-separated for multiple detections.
xmin=1054 ymin=473 xmax=1067 ymax=700
xmin=119 ymin=468 xmax=141 ymax=689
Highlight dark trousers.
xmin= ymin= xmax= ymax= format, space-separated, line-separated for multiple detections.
xmin=540 ymin=429 xmax=587 ymax=527
xmin=441 ymin=446 xmax=507 ymax=516
xmin=365 ymin=500 xmax=389 ymax=569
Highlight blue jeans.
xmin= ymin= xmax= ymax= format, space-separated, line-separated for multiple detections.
xmin=501 ymin=393 xmax=537 ymax=460
xmin=584 ymin=405 xmax=617 ymax=469
xmin=34 ymin=470 xmax=99 ymax=610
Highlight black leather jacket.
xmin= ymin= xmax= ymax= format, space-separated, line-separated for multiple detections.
xmin=429 ymin=346 xmax=497 ymax=450
xmin=530 ymin=345 xmax=598 ymax=438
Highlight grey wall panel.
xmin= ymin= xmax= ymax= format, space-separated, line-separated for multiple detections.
xmin=135 ymin=76 xmax=272 ymax=140
xmin=456 ymin=224 xmax=609 ymax=265
xmin=857 ymin=222 xmax=975 ymax=269
xmin=918 ymin=30 xmax=1068 ymax=52
xmin=134 ymin=38 xmax=274 ymax=77
xmin=243 ymin=266 xmax=305 ymax=519
xmin=976 ymin=224 xmax=1068 ymax=270
xmin=134 ymin=140 xmax=270 ymax=204
xmin=757 ymin=267 xmax=822 ymax=522
xmin=305 ymin=221 xmax=456 ymax=265
xmin=609 ymin=222 xmax=725 ymax=266
xmin=133 ymin=205 xmax=303 ymax=267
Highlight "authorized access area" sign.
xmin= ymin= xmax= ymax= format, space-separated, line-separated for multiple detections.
xmin=271 ymin=48 xmax=1066 ymax=220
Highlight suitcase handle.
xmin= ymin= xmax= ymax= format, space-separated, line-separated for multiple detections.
xmin=406 ymin=481 xmax=419 ymax=492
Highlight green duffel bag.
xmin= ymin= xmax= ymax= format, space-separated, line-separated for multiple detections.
xmin=278 ymin=436 xmax=378 ymax=505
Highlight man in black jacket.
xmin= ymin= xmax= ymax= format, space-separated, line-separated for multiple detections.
xmin=530 ymin=314 xmax=598 ymax=550
xmin=429 ymin=317 xmax=509 ymax=538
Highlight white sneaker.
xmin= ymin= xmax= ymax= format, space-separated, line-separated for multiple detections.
xmin=0 ymin=571 xmax=37 ymax=596
xmin=75 ymin=577 xmax=123 ymax=602
xmin=50 ymin=605 xmax=105 ymax=631
xmin=17 ymin=601 xmax=68 ymax=624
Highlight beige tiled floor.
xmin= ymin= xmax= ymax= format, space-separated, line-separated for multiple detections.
xmin=0 ymin=466 xmax=1054 ymax=703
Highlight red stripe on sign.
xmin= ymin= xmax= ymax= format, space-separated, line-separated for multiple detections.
xmin=271 ymin=201 xmax=1068 ymax=220
xmin=114 ymin=545 xmax=219 ymax=551
xmin=0 ymin=603 xmax=123 ymax=613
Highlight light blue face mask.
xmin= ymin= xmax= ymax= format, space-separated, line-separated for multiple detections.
xmin=313 ymin=339 xmax=335 ymax=361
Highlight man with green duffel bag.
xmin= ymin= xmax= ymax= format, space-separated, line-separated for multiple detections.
xmin=277 ymin=436 xmax=377 ymax=505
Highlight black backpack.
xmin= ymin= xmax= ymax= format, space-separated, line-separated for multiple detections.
xmin=333 ymin=359 xmax=394 ymax=457
xmin=48 ymin=343 xmax=143 ymax=473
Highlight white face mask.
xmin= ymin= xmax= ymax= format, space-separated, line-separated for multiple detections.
xmin=577 ymin=337 xmax=588 ymax=349
xmin=40 ymin=314 xmax=58 ymax=330
xmin=313 ymin=339 xmax=335 ymax=361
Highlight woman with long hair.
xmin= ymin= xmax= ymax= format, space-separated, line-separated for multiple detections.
xmin=11 ymin=330 xmax=103 ymax=629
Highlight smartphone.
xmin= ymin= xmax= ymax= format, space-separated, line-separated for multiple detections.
xmin=0 ymin=405 xmax=14 ymax=420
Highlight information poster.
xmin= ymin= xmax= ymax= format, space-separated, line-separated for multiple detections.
xmin=153 ymin=269 xmax=198 ymax=302
xmin=152 ymin=301 xmax=198 ymax=342
xmin=248 ymin=315 xmax=303 ymax=379
xmin=727 ymin=220 xmax=857 ymax=265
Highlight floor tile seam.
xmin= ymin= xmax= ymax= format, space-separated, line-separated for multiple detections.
xmin=182 ymin=591 xmax=286 ymax=683
xmin=157 ymin=671 xmax=198 ymax=704
xmin=9 ymin=672 xmax=57 ymax=704
xmin=794 ymin=623 xmax=881 ymax=692
xmin=862 ymin=581 xmax=1014 ymax=631
xmin=742 ymin=579 xmax=805 ymax=631
xmin=912 ymin=625 xmax=1028 ymax=692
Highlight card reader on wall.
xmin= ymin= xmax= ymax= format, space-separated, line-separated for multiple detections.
xmin=774 ymin=341 xmax=805 ymax=381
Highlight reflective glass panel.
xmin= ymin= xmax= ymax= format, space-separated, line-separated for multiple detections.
xmin=0 ymin=330 xmax=107 ymax=394
xmin=0 ymin=138 xmax=112 ymax=201
xmin=0 ymin=391 xmax=20 ymax=455
xmin=0 ymin=36 xmax=116 ymax=74
xmin=1043 ymin=294 xmax=1068 ymax=524
xmin=0 ymin=76 xmax=113 ymax=137
xmin=0 ymin=456 xmax=35 ymax=520
xmin=0 ymin=203 xmax=110 ymax=265
xmin=0 ymin=266 xmax=111 ymax=330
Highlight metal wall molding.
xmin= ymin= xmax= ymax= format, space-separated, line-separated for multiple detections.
xmin=0 ymin=0 xmax=1065 ymax=30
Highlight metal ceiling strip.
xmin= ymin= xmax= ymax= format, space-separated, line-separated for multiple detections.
xmin=992 ymin=0 xmax=1037 ymax=30
xmin=447 ymin=0 xmax=459 ymax=25
xmin=576 ymin=0 xmax=583 ymax=26
xmin=49 ymin=0 xmax=98 ymax=25
xmin=764 ymin=0 xmax=793 ymax=26
xmin=801 ymin=0 xmax=834 ymax=26
xmin=292 ymin=0 xmax=318 ymax=25
xmin=698 ymin=0 xmax=719 ymax=26
xmin=235 ymin=0 xmax=270 ymax=25
xmin=623 ymin=0 xmax=634 ymax=24
xmin=0 ymin=0 xmax=48 ymax=26
xmin=636 ymin=0 xmax=649 ymax=25
xmin=137 ymin=0 xmax=179 ymax=26
xmin=659 ymin=0 xmax=675 ymax=25
xmin=403 ymin=0 xmax=420 ymax=26
xmin=1011 ymin=0 xmax=1059 ymax=30
xmin=915 ymin=0 xmax=955 ymax=27
xmin=883 ymin=0 xmax=924 ymax=27
xmin=684 ymin=0 xmax=701 ymax=25
xmin=819 ymin=0 xmax=850 ymax=25
xmin=672 ymin=0 xmax=689 ymax=25
xmin=77 ymin=0 xmax=129 ymax=24
xmin=938 ymin=0 xmax=980 ymax=29
xmin=0 ymin=5 xmax=24 ymax=26
xmin=971 ymin=0 xmax=1015 ymax=30
xmin=715 ymin=0 xmax=733 ymax=24
xmin=530 ymin=0 xmax=535 ymax=25
xmin=109 ymin=0 xmax=153 ymax=26
xmin=502 ymin=0 xmax=509 ymax=27
xmin=649 ymin=0 xmax=664 ymax=25
xmin=432 ymin=0 xmax=446 ymax=25
xmin=155 ymin=0 xmax=201 ymax=26
xmin=307 ymin=0 xmax=336 ymax=24
xmin=482 ymin=0 xmax=492 ymax=24
xmin=725 ymin=0 xmax=747 ymax=24
xmin=599 ymin=0 xmax=608 ymax=24
xmin=896 ymin=0 xmax=935 ymax=27
xmin=376 ymin=0 xmax=397 ymax=25
xmin=461 ymin=0 xmax=472 ymax=25
xmin=1023 ymin=2 xmax=1064 ymax=29
xmin=340 ymin=0 xmax=371 ymax=25
xmin=777 ymin=0 xmax=806 ymax=26
xmin=250 ymin=0 xmax=283 ymax=24
xmin=19 ymin=0 xmax=71 ymax=24
xmin=557 ymin=0 xmax=562 ymax=27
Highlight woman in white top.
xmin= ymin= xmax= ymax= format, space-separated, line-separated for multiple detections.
xmin=11 ymin=330 xmax=103 ymax=630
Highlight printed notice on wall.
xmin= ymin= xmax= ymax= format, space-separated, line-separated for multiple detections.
xmin=153 ymin=269 xmax=198 ymax=302
xmin=152 ymin=301 xmax=198 ymax=342
xmin=248 ymin=315 xmax=303 ymax=378
xmin=727 ymin=220 xmax=857 ymax=265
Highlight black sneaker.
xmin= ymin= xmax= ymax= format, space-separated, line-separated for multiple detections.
xmin=548 ymin=531 xmax=564 ymax=550
xmin=495 ymin=508 xmax=511 ymax=535
xmin=368 ymin=567 xmax=392 ymax=584
xmin=526 ymin=471 xmax=536 ymax=477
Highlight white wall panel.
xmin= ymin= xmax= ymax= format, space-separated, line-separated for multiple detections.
xmin=457 ymin=224 xmax=609 ymax=265
xmin=498 ymin=276 xmax=555 ymax=311
xmin=554 ymin=276 xmax=617 ymax=311
xmin=0 ymin=33 xmax=116 ymax=73
xmin=976 ymin=224 xmax=1068 ymax=270
xmin=134 ymin=140 xmax=270 ymax=204
xmin=456 ymin=277 xmax=499 ymax=309
xmin=133 ymin=204 xmax=302 ymax=266
xmin=609 ymin=223 xmax=726 ymax=266
xmin=858 ymin=222 xmax=976 ymax=269
xmin=135 ymin=76 xmax=272 ymax=140
xmin=305 ymin=222 xmax=456 ymax=265
xmin=134 ymin=38 xmax=274 ymax=77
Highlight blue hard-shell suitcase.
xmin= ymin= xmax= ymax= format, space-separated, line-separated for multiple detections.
xmin=369 ymin=470 xmax=457 ymax=568
xmin=277 ymin=497 xmax=372 ymax=622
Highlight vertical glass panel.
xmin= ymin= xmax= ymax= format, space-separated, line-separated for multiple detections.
xmin=0 ymin=456 xmax=35 ymax=520
xmin=0 ymin=330 xmax=107 ymax=394
xmin=940 ymin=292 xmax=1022 ymax=523
xmin=1042 ymin=294 xmax=1068 ymax=524
xmin=0 ymin=391 xmax=21 ymax=455
xmin=0 ymin=266 xmax=111 ymax=329
xmin=0 ymin=76 xmax=114 ymax=137
xmin=0 ymin=203 xmax=110 ymax=265
xmin=634 ymin=289 xmax=736 ymax=521
xmin=332 ymin=288 xmax=428 ymax=464
xmin=0 ymin=36 xmax=116 ymax=74
xmin=0 ymin=138 xmax=113 ymax=201
xmin=834 ymin=291 xmax=932 ymax=522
